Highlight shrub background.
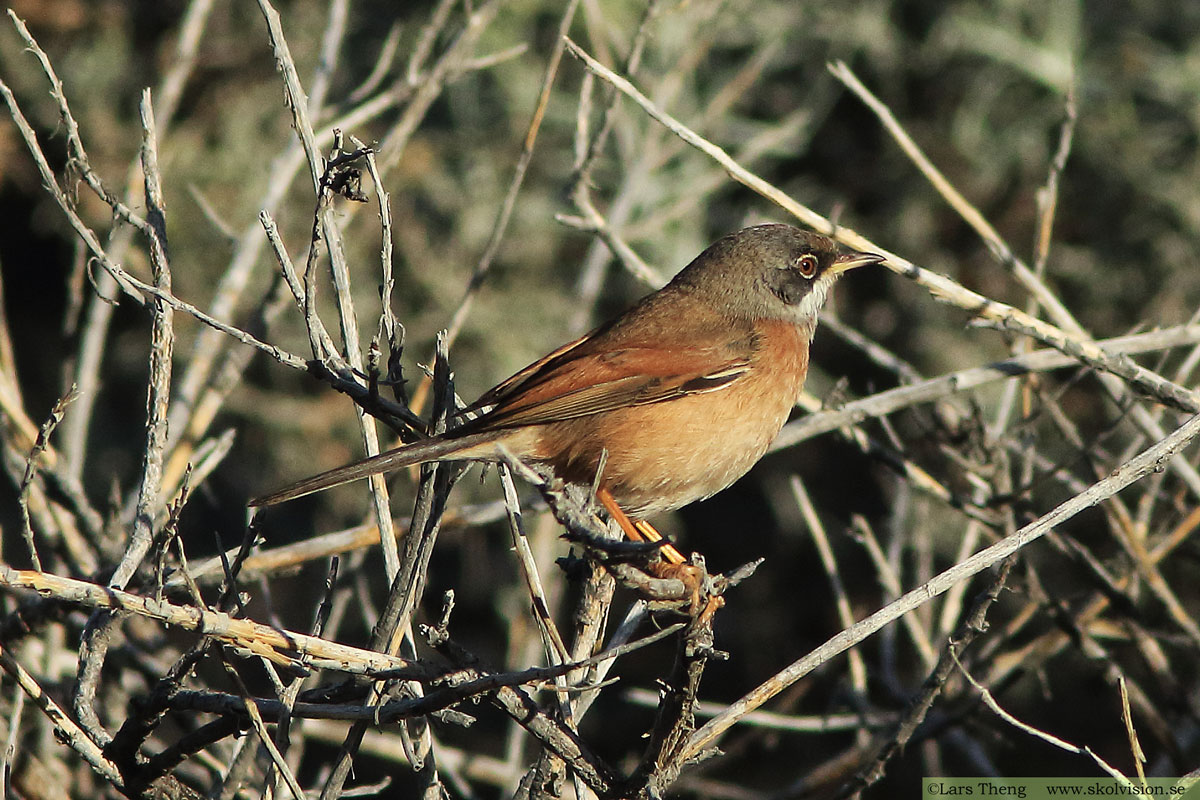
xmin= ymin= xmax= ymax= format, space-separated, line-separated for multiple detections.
xmin=1 ymin=1 xmax=1198 ymax=798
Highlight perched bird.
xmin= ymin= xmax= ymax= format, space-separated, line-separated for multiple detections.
xmin=252 ymin=223 xmax=882 ymax=564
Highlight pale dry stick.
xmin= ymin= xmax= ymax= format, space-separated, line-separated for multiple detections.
xmin=624 ymin=690 xmax=896 ymax=733
xmin=829 ymin=58 xmax=1200 ymax=504
xmin=258 ymin=0 xmax=401 ymax=580
xmin=162 ymin=14 xmax=440 ymax=483
xmin=496 ymin=464 xmax=586 ymax=799
xmin=177 ymin=499 xmax=511 ymax=587
xmin=512 ymin=511 xmax=579 ymax=789
xmin=2 ymin=686 xmax=24 ymax=798
xmin=945 ymin=252 xmax=1048 ymax=641
xmin=18 ymin=389 xmax=79 ymax=571
xmin=849 ymin=516 xmax=937 ymax=670
xmin=457 ymin=44 xmax=532 ymax=73
xmin=1170 ymin=306 xmax=1200 ymax=389
xmin=776 ymin=324 xmax=1200 ymax=451
xmin=1020 ymin=380 xmax=1200 ymax=650
xmin=259 ymin=211 xmax=340 ymax=367
xmin=263 ymin=560 xmax=339 ymax=800
xmin=936 ymin=517 xmax=984 ymax=644
xmin=498 ymin=465 xmax=570 ymax=663
xmin=624 ymin=37 xmax=797 ymax=239
xmin=978 ymin=632 xmax=1159 ymax=764
xmin=352 ymin=137 xmax=400 ymax=378
xmin=0 ymin=362 xmax=41 ymax=464
xmin=1107 ymin=510 xmax=1200 ymax=650
xmin=1134 ymin=309 xmax=1200 ymax=534
xmin=978 ymin=314 xmax=1200 ymax=413
xmin=0 ymin=567 xmax=417 ymax=674
xmin=6 ymin=446 xmax=85 ymax=575
xmin=303 ymin=720 xmax=518 ymax=787
xmin=557 ymin=206 xmax=664 ymax=290
xmin=820 ymin=314 xmax=924 ymax=384
xmin=0 ymin=414 xmax=101 ymax=572
xmin=353 ymin=133 xmax=415 ymax=589
xmin=0 ymin=403 xmax=98 ymax=569
xmin=162 ymin=281 xmax=307 ymax=509
xmin=950 ymin=648 xmax=1132 ymax=785
xmin=0 ymin=643 xmax=124 ymax=788
xmin=318 ymin=341 xmax=461 ymax=800
xmin=563 ymin=39 xmax=1200 ymax=419
xmin=937 ymin=356 xmax=1026 ymax=643
xmin=5 ymin=12 xmax=155 ymax=245
xmin=256 ymin=0 xmax=327 ymax=201
xmin=225 ymin=666 xmax=306 ymax=800
xmin=164 ymin=622 xmax=682 ymax=721
xmin=346 ymin=21 xmax=403 ymax=104
xmin=117 ymin=88 xmax=175 ymax=589
xmin=403 ymin=0 xmax=458 ymax=90
xmin=72 ymin=90 xmax=180 ymax=746
xmin=571 ymin=0 xmax=661 ymax=185
xmin=791 ymin=478 xmax=868 ymax=701
xmin=100 ymin=94 xmax=174 ymax=574
xmin=438 ymin=662 xmax=619 ymax=794
xmin=340 ymin=140 xmax=404 ymax=575
xmin=1033 ymin=87 xmax=1077 ymax=275
xmin=495 ymin=457 xmax=645 ymax=794
xmin=1132 ymin=329 xmax=1200 ymax=538
xmin=1118 ymin=676 xmax=1148 ymax=785
xmin=308 ymin=0 xmax=347 ymax=117
xmin=572 ymin=601 xmax=649 ymax=722
xmin=567 ymin=83 xmax=813 ymax=294
xmin=176 ymin=433 xmax=235 ymax=511
xmin=570 ymin=19 xmax=799 ymax=310
xmin=639 ymin=105 xmax=822 ymax=237
xmin=674 ymin=411 xmax=1200 ymax=766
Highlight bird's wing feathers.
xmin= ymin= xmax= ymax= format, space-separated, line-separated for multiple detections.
xmin=470 ymin=330 xmax=595 ymax=411
xmin=472 ymin=347 xmax=752 ymax=429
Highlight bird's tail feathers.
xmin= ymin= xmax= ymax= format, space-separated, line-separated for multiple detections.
xmin=250 ymin=430 xmax=505 ymax=507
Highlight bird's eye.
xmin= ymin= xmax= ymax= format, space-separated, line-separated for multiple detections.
xmin=794 ymin=254 xmax=819 ymax=279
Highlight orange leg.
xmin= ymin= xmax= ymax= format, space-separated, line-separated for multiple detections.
xmin=595 ymin=488 xmax=686 ymax=565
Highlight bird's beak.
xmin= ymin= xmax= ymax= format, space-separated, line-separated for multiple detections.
xmin=828 ymin=250 xmax=886 ymax=276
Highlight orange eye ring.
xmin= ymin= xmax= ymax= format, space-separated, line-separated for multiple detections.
xmin=795 ymin=254 xmax=819 ymax=279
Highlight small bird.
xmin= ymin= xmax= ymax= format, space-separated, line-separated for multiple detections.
xmin=251 ymin=224 xmax=882 ymax=564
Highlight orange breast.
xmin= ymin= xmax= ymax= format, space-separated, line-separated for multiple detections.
xmin=532 ymin=320 xmax=810 ymax=517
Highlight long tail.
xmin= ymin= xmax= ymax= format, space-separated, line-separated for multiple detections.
xmin=250 ymin=430 xmax=505 ymax=507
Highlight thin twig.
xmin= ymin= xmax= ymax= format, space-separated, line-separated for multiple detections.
xmin=0 ymin=567 xmax=415 ymax=675
xmin=773 ymin=324 xmax=1200 ymax=451
xmin=0 ymin=643 xmax=123 ymax=788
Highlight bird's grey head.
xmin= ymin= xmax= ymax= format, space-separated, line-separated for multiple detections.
xmin=671 ymin=223 xmax=884 ymax=328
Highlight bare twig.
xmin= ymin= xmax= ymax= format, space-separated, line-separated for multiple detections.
xmin=0 ymin=643 xmax=123 ymax=788
xmin=0 ymin=567 xmax=415 ymax=675
xmin=951 ymin=648 xmax=1132 ymax=784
